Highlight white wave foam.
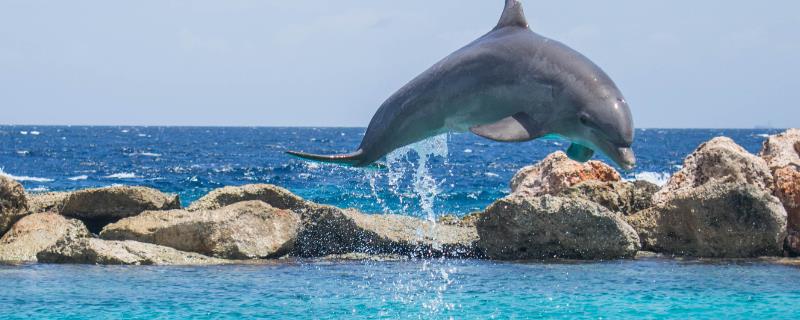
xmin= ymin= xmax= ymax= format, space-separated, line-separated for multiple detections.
xmin=632 ymin=171 xmax=671 ymax=186
xmin=27 ymin=186 xmax=49 ymax=192
xmin=68 ymin=175 xmax=89 ymax=181
xmin=16 ymin=150 xmax=29 ymax=156
xmin=0 ymin=168 xmax=54 ymax=182
xmin=104 ymin=172 xmax=139 ymax=179
xmin=463 ymin=149 xmax=473 ymax=153
xmin=30 ymin=131 xmax=40 ymax=135
xmin=129 ymin=152 xmax=161 ymax=157
xmin=755 ymin=133 xmax=770 ymax=138
xmin=484 ymin=172 xmax=499 ymax=178
xmin=19 ymin=131 xmax=28 ymax=135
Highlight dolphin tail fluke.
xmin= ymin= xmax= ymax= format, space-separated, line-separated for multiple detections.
xmin=286 ymin=149 xmax=367 ymax=167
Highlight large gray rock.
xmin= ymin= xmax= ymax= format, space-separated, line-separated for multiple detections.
xmin=627 ymin=183 xmax=787 ymax=258
xmin=37 ymin=238 xmax=227 ymax=265
xmin=100 ymin=201 xmax=300 ymax=259
xmin=653 ymin=137 xmax=774 ymax=204
xmin=476 ymin=195 xmax=640 ymax=260
xmin=296 ymin=207 xmax=480 ymax=258
xmin=510 ymin=152 xmax=621 ymax=197
xmin=0 ymin=175 xmax=29 ymax=236
xmin=557 ymin=180 xmax=659 ymax=216
xmin=0 ymin=212 xmax=90 ymax=262
xmin=188 ymin=184 xmax=308 ymax=212
xmin=59 ymin=186 xmax=181 ymax=232
xmin=759 ymin=129 xmax=800 ymax=254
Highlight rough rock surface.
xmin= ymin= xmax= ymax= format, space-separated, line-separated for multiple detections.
xmin=59 ymin=186 xmax=181 ymax=232
xmin=26 ymin=192 xmax=70 ymax=214
xmin=476 ymin=195 xmax=640 ymax=260
xmin=100 ymin=201 xmax=300 ymax=259
xmin=188 ymin=184 xmax=308 ymax=212
xmin=759 ymin=129 xmax=800 ymax=254
xmin=627 ymin=183 xmax=786 ymax=258
xmin=37 ymin=238 xmax=227 ymax=265
xmin=296 ymin=207 xmax=480 ymax=258
xmin=510 ymin=152 xmax=621 ymax=197
xmin=0 ymin=212 xmax=90 ymax=262
xmin=653 ymin=137 xmax=773 ymax=204
xmin=557 ymin=180 xmax=659 ymax=215
xmin=0 ymin=175 xmax=29 ymax=236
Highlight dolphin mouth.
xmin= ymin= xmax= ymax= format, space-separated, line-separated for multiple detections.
xmin=610 ymin=147 xmax=636 ymax=171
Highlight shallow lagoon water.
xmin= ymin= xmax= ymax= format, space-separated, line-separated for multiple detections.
xmin=2 ymin=259 xmax=800 ymax=319
xmin=0 ymin=126 xmax=796 ymax=318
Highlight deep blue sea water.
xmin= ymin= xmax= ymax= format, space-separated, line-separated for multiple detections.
xmin=1 ymin=126 xmax=797 ymax=319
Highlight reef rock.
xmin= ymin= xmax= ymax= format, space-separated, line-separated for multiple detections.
xmin=557 ymin=180 xmax=659 ymax=215
xmin=627 ymin=183 xmax=786 ymax=258
xmin=59 ymin=186 xmax=181 ymax=232
xmin=26 ymin=192 xmax=70 ymax=214
xmin=759 ymin=129 xmax=800 ymax=254
xmin=0 ymin=175 xmax=29 ymax=236
xmin=653 ymin=137 xmax=773 ymax=204
xmin=0 ymin=212 xmax=90 ymax=262
xmin=510 ymin=152 xmax=621 ymax=197
xmin=476 ymin=194 xmax=640 ymax=260
xmin=296 ymin=206 xmax=480 ymax=258
xmin=37 ymin=238 xmax=226 ymax=265
xmin=100 ymin=201 xmax=300 ymax=259
xmin=188 ymin=184 xmax=308 ymax=212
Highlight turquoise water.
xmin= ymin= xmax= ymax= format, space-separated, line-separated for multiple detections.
xmin=2 ymin=259 xmax=800 ymax=319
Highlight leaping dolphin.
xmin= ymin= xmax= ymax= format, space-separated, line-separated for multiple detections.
xmin=288 ymin=0 xmax=636 ymax=170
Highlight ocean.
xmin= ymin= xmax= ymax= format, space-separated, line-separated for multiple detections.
xmin=1 ymin=126 xmax=798 ymax=319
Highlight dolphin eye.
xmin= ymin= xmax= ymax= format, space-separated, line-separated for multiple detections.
xmin=579 ymin=114 xmax=591 ymax=126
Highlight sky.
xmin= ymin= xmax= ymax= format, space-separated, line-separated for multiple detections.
xmin=0 ymin=0 xmax=798 ymax=128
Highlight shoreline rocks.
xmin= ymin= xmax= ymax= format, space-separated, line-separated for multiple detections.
xmin=758 ymin=129 xmax=800 ymax=255
xmin=0 ymin=175 xmax=29 ymax=236
xmin=38 ymin=238 xmax=227 ymax=266
xmin=626 ymin=183 xmax=786 ymax=258
xmin=0 ymin=212 xmax=90 ymax=262
xmin=510 ymin=151 xmax=621 ymax=197
xmin=100 ymin=201 xmax=300 ymax=259
xmin=2 ymin=129 xmax=800 ymax=265
xmin=476 ymin=195 xmax=640 ymax=260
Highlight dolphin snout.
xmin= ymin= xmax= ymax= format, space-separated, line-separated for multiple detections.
xmin=613 ymin=147 xmax=636 ymax=171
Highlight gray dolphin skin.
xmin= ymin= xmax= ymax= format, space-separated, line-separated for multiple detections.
xmin=287 ymin=0 xmax=636 ymax=170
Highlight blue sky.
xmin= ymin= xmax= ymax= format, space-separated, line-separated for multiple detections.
xmin=0 ymin=0 xmax=797 ymax=128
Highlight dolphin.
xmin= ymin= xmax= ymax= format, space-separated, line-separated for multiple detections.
xmin=288 ymin=0 xmax=636 ymax=170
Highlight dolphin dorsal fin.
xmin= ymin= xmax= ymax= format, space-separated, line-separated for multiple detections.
xmin=495 ymin=0 xmax=528 ymax=30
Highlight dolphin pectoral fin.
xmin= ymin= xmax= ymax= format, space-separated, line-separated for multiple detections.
xmin=566 ymin=143 xmax=595 ymax=162
xmin=469 ymin=113 xmax=543 ymax=142
xmin=286 ymin=149 xmax=367 ymax=167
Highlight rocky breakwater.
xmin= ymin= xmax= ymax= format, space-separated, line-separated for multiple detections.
xmin=476 ymin=152 xmax=646 ymax=260
xmin=627 ymin=137 xmax=786 ymax=257
xmin=759 ymin=129 xmax=800 ymax=255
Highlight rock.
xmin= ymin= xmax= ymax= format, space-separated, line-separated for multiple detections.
xmin=37 ymin=238 xmax=227 ymax=265
xmin=627 ymin=183 xmax=787 ymax=258
xmin=437 ymin=211 xmax=481 ymax=227
xmin=510 ymin=151 xmax=621 ymax=197
xmin=0 ymin=175 xmax=29 ymax=236
xmin=476 ymin=195 xmax=640 ymax=260
xmin=759 ymin=129 xmax=800 ymax=254
xmin=296 ymin=207 xmax=480 ymax=258
xmin=60 ymin=186 xmax=181 ymax=232
xmin=654 ymin=137 xmax=773 ymax=204
xmin=191 ymin=184 xmax=481 ymax=258
xmin=100 ymin=201 xmax=300 ymax=259
xmin=188 ymin=184 xmax=308 ymax=212
xmin=760 ymin=129 xmax=800 ymax=170
xmin=0 ymin=212 xmax=90 ymax=262
xmin=26 ymin=191 xmax=70 ymax=214
xmin=557 ymin=180 xmax=659 ymax=215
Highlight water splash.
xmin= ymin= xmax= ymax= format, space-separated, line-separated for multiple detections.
xmin=384 ymin=134 xmax=449 ymax=221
